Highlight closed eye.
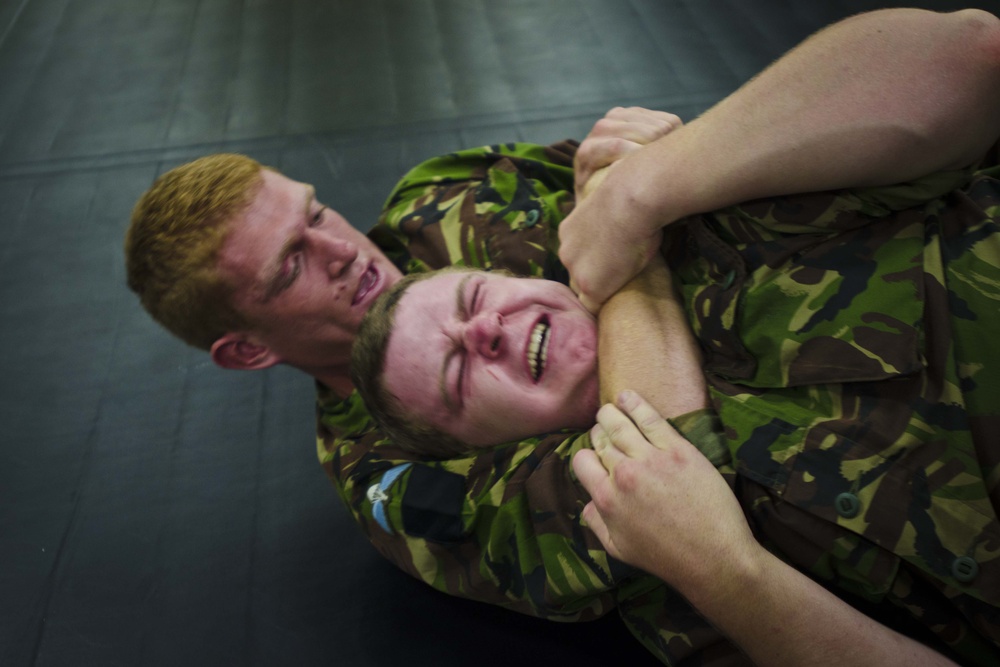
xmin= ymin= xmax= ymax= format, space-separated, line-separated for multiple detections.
xmin=443 ymin=347 xmax=466 ymax=411
xmin=456 ymin=351 xmax=467 ymax=404
xmin=469 ymin=282 xmax=482 ymax=317
xmin=310 ymin=206 xmax=326 ymax=227
xmin=278 ymin=254 xmax=302 ymax=292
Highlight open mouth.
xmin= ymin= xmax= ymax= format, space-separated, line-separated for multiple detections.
xmin=527 ymin=316 xmax=551 ymax=382
xmin=352 ymin=264 xmax=378 ymax=306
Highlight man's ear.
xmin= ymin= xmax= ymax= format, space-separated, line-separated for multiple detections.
xmin=210 ymin=333 xmax=281 ymax=371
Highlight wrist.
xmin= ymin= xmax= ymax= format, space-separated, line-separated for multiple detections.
xmin=600 ymin=154 xmax=674 ymax=238
xmin=679 ymin=534 xmax=772 ymax=611
xmin=578 ymin=163 xmax=612 ymax=201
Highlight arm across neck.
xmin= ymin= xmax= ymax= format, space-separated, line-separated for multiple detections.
xmin=597 ymin=251 xmax=707 ymax=419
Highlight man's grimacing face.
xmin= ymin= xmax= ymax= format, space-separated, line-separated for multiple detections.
xmin=216 ymin=169 xmax=402 ymax=370
xmin=383 ymin=271 xmax=601 ymax=447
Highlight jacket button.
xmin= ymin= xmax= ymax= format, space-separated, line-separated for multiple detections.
xmin=834 ymin=492 xmax=861 ymax=518
xmin=720 ymin=269 xmax=736 ymax=289
xmin=951 ymin=556 xmax=979 ymax=583
xmin=524 ymin=209 xmax=540 ymax=227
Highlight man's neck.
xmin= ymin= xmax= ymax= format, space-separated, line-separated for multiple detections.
xmin=309 ymin=365 xmax=355 ymax=399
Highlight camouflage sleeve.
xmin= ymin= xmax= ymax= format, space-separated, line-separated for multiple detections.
xmin=673 ymin=169 xmax=1000 ymax=664
xmin=321 ymin=142 xmax=755 ymax=663
xmin=317 ymin=388 xmax=628 ymax=621
xmin=715 ymin=166 xmax=977 ymax=236
xmin=320 ymin=390 xmax=744 ymax=664
xmin=319 ymin=142 xmax=631 ymax=621
xmin=615 ymin=411 xmax=746 ymax=665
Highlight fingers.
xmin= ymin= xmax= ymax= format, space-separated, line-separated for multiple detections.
xmin=606 ymin=106 xmax=683 ymax=125
xmin=576 ymin=137 xmax=638 ymax=179
xmin=572 ymin=451 xmax=621 ymax=559
xmin=615 ymin=390 xmax=678 ymax=450
xmin=588 ymin=114 xmax=681 ymax=145
xmin=579 ymin=293 xmax=601 ymax=315
xmin=575 ymin=107 xmax=682 ymax=180
xmin=572 ymin=448 xmax=609 ymax=490
xmin=564 ymin=249 xmax=643 ymax=312
xmin=595 ymin=107 xmax=683 ymax=139
xmin=589 ymin=420 xmax=628 ymax=476
xmin=575 ymin=107 xmax=682 ymax=198
xmin=574 ymin=162 xmax=614 ymax=203
xmin=561 ymin=222 xmax=662 ymax=311
xmin=595 ymin=403 xmax=648 ymax=458
xmin=568 ymin=277 xmax=598 ymax=314
xmin=568 ymin=275 xmax=612 ymax=314
xmin=580 ymin=502 xmax=619 ymax=559
xmin=571 ymin=279 xmax=620 ymax=317
xmin=590 ymin=391 xmax=682 ymax=462
xmin=573 ymin=137 xmax=633 ymax=199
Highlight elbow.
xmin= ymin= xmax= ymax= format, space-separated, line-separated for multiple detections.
xmin=954 ymin=8 xmax=1000 ymax=34
xmin=920 ymin=9 xmax=1000 ymax=169
xmin=950 ymin=9 xmax=1000 ymax=69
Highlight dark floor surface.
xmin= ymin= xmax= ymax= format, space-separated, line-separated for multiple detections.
xmin=2 ymin=1 xmax=998 ymax=665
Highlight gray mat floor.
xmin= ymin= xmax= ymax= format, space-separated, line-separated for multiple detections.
xmin=2 ymin=1 xmax=998 ymax=665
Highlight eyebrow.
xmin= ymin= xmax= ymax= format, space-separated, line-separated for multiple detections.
xmin=259 ymin=185 xmax=316 ymax=303
xmin=438 ymin=273 xmax=474 ymax=412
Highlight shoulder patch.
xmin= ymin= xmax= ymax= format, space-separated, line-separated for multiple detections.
xmin=366 ymin=463 xmax=412 ymax=534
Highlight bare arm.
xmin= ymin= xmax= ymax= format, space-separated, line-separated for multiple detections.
xmin=574 ymin=393 xmax=957 ymax=667
xmin=596 ymin=252 xmax=706 ymax=416
xmin=588 ymin=212 xmax=958 ymax=663
xmin=561 ymin=8 xmax=1000 ymax=310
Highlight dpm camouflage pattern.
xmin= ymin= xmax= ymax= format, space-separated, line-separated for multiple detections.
xmin=365 ymin=141 xmax=575 ymax=283
xmin=318 ymin=141 xmax=1000 ymax=665
xmin=669 ymin=164 xmax=1000 ymax=664
xmin=319 ymin=142 xmax=747 ymax=665
xmin=319 ymin=142 xmax=628 ymax=621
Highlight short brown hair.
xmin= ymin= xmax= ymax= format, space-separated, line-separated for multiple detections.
xmin=125 ymin=154 xmax=264 ymax=350
xmin=351 ymin=268 xmax=472 ymax=458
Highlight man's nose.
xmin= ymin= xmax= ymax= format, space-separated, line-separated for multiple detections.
xmin=462 ymin=312 xmax=505 ymax=359
xmin=318 ymin=236 xmax=358 ymax=279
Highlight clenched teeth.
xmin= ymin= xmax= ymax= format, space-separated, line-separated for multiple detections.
xmin=528 ymin=320 xmax=550 ymax=381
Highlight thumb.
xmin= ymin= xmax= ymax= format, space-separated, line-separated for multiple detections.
xmin=579 ymin=292 xmax=602 ymax=315
xmin=568 ymin=277 xmax=603 ymax=314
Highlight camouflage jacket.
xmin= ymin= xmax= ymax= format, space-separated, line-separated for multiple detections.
xmin=318 ymin=143 xmax=1000 ymax=665
xmin=668 ymin=163 xmax=1000 ymax=664
xmin=318 ymin=142 xmax=628 ymax=624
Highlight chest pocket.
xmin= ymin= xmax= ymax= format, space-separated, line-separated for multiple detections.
xmin=675 ymin=210 xmax=927 ymax=388
xmin=721 ymin=396 xmax=1000 ymax=607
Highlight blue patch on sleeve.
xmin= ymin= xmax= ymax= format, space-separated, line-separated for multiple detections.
xmin=366 ymin=463 xmax=413 ymax=534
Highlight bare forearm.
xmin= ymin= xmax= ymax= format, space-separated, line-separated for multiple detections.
xmin=597 ymin=257 xmax=707 ymax=416
xmin=675 ymin=546 xmax=958 ymax=667
xmin=610 ymin=8 xmax=1000 ymax=232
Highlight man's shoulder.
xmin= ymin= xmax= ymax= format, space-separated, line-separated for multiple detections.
xmin=314 ymin=385 xmax=412 ymax=485
xmin=368 ymin=141 xmax=577 ymax=279
xmin=313 ymin=384 xmax=619 ymax=620
xmin=382 ymin=140 xmax=578 ymax=205
xmin=314 ymin=383 xmax=587 ymax=487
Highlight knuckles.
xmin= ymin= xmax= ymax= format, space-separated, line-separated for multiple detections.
xmin=587 ymin=482 xmax=617 ymax=515
xmin=610 ymin=461 xmax=643 ymax=494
